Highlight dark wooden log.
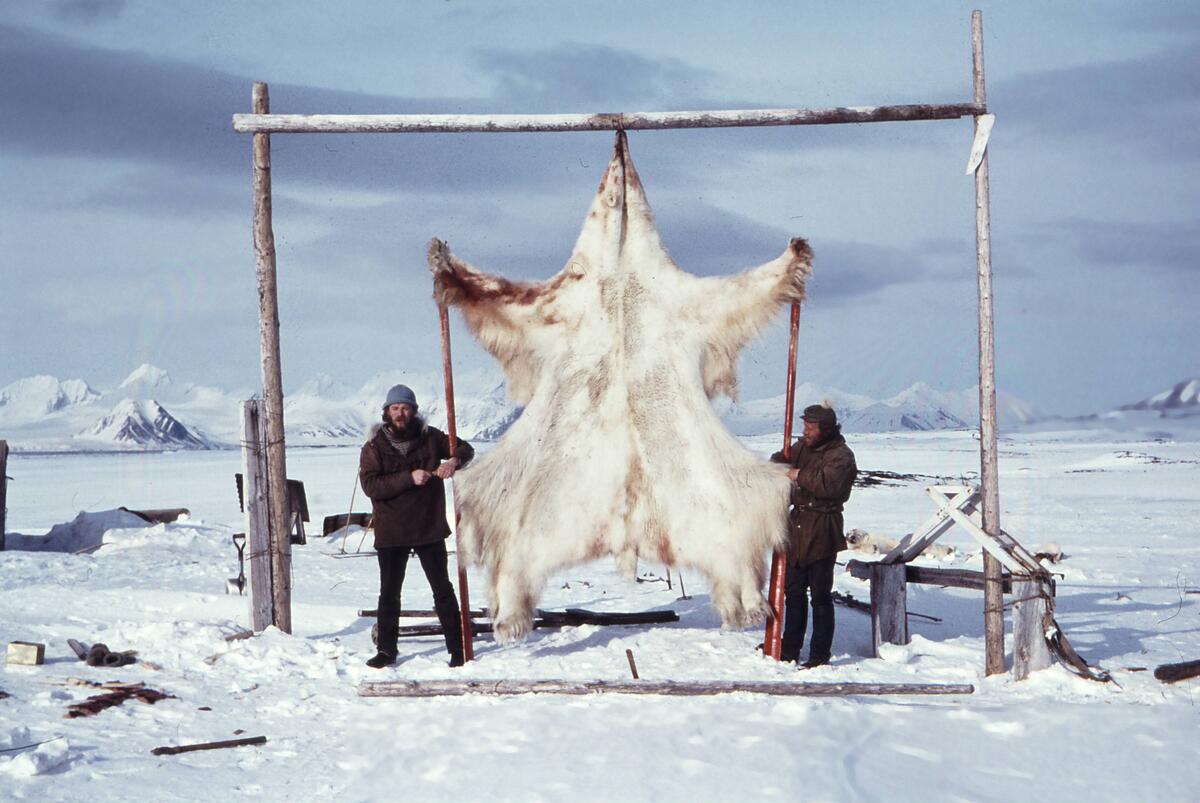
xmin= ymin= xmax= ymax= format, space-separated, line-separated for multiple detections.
xmin=152 ymin=736 xmax=267 ymax=756
xmin=1154 ymin=659 xmax=1200 ymax=684
xmin=625 ymin=649 xmax=639 ymax=680
xmin=396 ymin=608 xmax=679 ymax=637
xmin=359 ymin=679 xmax=975 ymax=698
xmin=120 ymin=507 xmax=190 ymax=525
xmin=847 ymin=559 xmax=1013 ymax=592
xmin=324 ymin=512 xmax=371 ymax=536
xmin=233 ymin=102 xmax=986 ymax=135
xmin=359 ymin=608 xmax=487 ymax=619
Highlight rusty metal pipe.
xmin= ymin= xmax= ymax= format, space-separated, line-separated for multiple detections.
xmin=438 ymin=303 xmax=474 ymax=663
xmin=764 ymin=302 xmax=802 ymax=660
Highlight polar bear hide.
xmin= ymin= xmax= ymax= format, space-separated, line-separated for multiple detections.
xmin=429 ymin=131 xmax=812 ymax=643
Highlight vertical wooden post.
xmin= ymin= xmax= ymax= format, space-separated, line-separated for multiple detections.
xmin=241 ymin=400 xmax=274 ymax=631
xmin=251 ymin=81 xmax=292 ymax=634
xmin=869 ymin=563 xmax=909 ymax=656
xmin=764 ymin=302 xmax=802 ymax=660
xmin=1012 ymin=578 xmax=1053 ymax=679
xmin=0 ymin=440 xmax=9 ymax=551
xmin=438 ymin=303 xmax=474 ymax=663
xmin=971 ymin=11 xmax=1004 ymax=676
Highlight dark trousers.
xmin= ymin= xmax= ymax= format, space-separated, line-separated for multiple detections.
xmin=780 ymin=555 xmax=836 ymax=663
xmin=376 ymin=541 xmax=463 ymax=659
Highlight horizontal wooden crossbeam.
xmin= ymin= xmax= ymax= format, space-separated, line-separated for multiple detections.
xmin=233 ymin=102 xmax=985 ymax=135
xmin=359 ymin=679 xmax=975 ymax=698
xmin=847 ymin=559 xmax=1014 ymax=593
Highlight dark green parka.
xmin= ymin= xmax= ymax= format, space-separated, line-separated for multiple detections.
xmin=771 ymin=433 xmax=857 ymax=567
xmin=359 ymin=423 xmax=474 ymax=549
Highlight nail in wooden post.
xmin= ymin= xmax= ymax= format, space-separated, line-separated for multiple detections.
xmin=252 ymin=81 xmax=292 ymax=633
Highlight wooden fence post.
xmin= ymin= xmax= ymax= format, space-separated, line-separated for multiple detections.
xmin=869 ymin=562 xmax=909 ymax=655
xmin=251 ymin=81 xmax=292 ymax=633
xmin=1012 ymin=578 xmax=1053 ymax=680
xmin=0 ymin=440 xmax=8 ymax=551
xmin=242 ymin=400 xmax=274 ymax=631
xmin=971 ymin=10 xmax=1005 ymax=677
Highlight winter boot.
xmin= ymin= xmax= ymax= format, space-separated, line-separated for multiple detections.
xmin=365 ymin=651 xmax=397 ymax=669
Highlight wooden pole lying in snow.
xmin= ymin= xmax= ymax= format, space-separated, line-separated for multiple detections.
xmin=251 ymin=82 xmax=292 ymax=633
xmin=438 ymin=302 xmax=474 ymax=663
xmin=970 ymin=11 xmax=1004 ymax=677
xmin=764 ymin=302 xmax=802 ymax=660
xmin=233 ymin=103 xmax=984 ymax=135
xmin=359 ymin=679 xmax=975 ymax=698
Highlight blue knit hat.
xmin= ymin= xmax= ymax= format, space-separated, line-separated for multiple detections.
xmin=383 ymin=384 xmax=418 ymax=410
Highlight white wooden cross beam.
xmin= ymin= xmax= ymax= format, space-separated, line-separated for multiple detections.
xmin=882 ymin=484 xmax=1046 ymax=578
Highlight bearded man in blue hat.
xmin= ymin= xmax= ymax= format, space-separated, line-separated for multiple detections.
xmin=359 ymin=384 xmax=475 ymax=668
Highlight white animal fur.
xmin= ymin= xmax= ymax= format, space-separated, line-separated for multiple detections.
xmin=429 ymin=132 xmax=812 ymax=643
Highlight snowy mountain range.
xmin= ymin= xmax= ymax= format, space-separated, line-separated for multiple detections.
xmin=1 ymin=364 xmax=1194 ymax=452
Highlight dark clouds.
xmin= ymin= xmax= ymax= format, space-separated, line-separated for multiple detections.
xmin=1040 ymin=217 xmax=1200 ymax=275
xmin=50 ymin=0 xmax=124 ymax=23
xmin=992 ymin=39 xmax=1200 ymax=159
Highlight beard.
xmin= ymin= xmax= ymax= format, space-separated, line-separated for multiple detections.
xmin=388 ymin=415 xmax=422 ymax=439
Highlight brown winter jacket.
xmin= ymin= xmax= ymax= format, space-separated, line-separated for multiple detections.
xmin=358 ymin=422 xmax=474 ymax=549
xmin=771 ymin=433 xmax=857 ymax=567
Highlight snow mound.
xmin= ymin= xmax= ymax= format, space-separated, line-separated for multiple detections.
xmin=3 ymin=509 xmax=152 ymax=552
xmin=0 ymin=729 xmax=70 ymax=777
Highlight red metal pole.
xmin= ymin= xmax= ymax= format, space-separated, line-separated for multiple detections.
xmin=438 ymin=303 xmax=474 ymax=662
xmin=764 ymin=302 xmax=801 ymax=660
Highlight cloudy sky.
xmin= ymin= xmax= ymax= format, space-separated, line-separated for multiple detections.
xmin=2 ymin=0 xmax=1195 ymax=415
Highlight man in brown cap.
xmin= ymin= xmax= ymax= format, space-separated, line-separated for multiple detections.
xmin=771 ymin=402 xmax=857 ymax=667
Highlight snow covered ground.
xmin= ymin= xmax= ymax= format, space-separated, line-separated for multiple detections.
xmin=2 ymin=428 xmax=1198 ymax=801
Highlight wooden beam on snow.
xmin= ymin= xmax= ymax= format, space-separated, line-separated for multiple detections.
xmin=359 ymin=679 xmax=975 ymax=698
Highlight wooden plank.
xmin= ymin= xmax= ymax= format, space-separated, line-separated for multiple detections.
xmin=152 ymin=736 xmax=267 ymax=756
xmin=242 ymin=400 xmax=273 ymax=631
xmin=1012 ymin=579 xmax=1054 ymax=680
xmin=251 ymin=82 xmax=292 ymax=634
xmin=233 ymin=103 xmax=986 ymax=135
xmin=869 ymin=563 xmax=909 ymax=655
xmin=883 ymin=487 xmax=977 ymax=564
xmin=847 ymin=560 xmax=1013 ymax=593
xmin=358 ymin=679 xmax=976 ymax=698
xmin=0 ymin=439 xmax=7 ymax=551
